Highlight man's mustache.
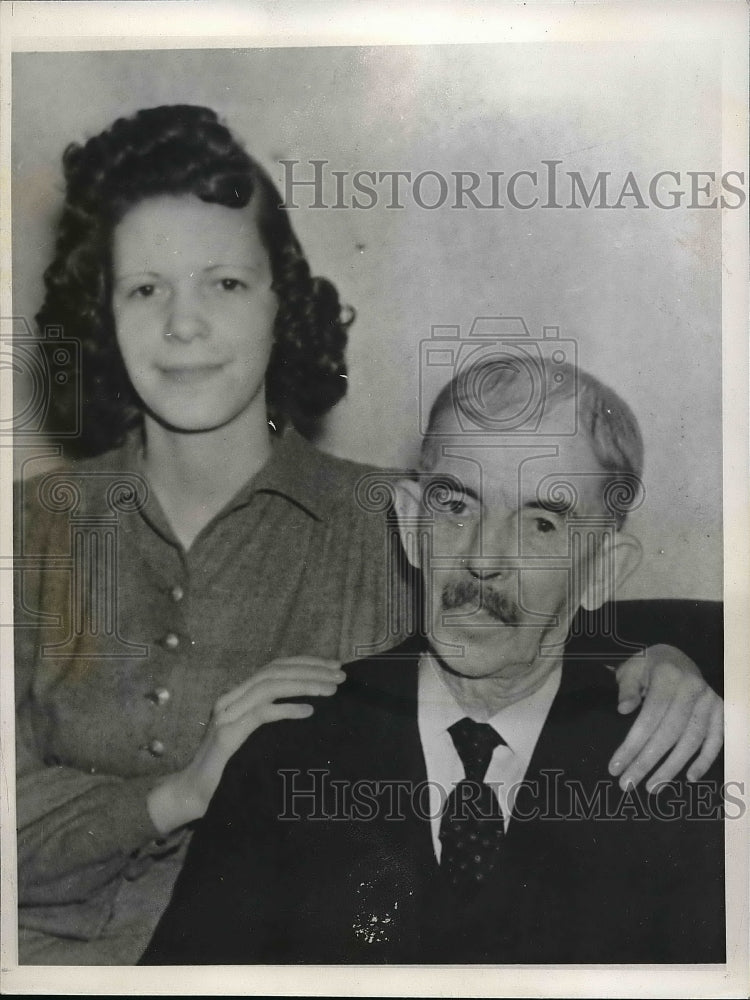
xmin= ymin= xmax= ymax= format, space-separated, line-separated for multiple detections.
xmin=440 ymin=579 xmax=521 ymax=625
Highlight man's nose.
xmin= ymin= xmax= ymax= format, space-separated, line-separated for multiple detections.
xmin=165 ymin=289 xmax=209 ymax=342
xmin=465 ymin=513 xmax=517 ymax=580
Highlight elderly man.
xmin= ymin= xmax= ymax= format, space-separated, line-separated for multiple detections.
xmin=143 ymin=359 xmax=724 ymax=964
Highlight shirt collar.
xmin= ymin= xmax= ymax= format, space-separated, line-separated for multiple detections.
xmin=418 ymin=650 xmax=562 ymax=764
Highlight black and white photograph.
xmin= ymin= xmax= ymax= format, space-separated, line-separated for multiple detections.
xmin=1 ymin=2 xmax=748 ymax=996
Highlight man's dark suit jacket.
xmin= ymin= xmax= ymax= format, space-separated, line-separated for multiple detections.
xmin=143 ymin=601 xmax=725 ymax=965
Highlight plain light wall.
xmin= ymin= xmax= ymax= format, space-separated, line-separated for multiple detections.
xmin=11 ymin=43 xmax=723 ymax=599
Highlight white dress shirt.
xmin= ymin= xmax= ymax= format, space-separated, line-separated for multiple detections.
xmin=417 ymin=651 xmax=562 ymax=860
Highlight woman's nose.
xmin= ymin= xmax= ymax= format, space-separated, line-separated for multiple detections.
xmin=165 ymin=291 xmax=209 ymax=342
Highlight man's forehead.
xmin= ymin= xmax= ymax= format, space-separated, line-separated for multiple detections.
xmin=424 ymin=429 xmax=609 ymax=512
xmin=427 ymin=434 xmax=604 ymax=479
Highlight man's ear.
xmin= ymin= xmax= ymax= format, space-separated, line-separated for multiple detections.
xmin=393 ymin=477 xmax=425 ymax=570
xmin=580 ymin=530 xmax=643 ymax=612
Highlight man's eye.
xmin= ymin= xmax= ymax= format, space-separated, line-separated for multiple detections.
xmin=535 ymin=517 xmax=556 ymax=534
xmin=218 ymin=278 xmax=247 ymax=292
xmin=435 ymin=497 xmax=467 ymax=515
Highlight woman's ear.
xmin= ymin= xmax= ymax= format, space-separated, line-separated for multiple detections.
xmin=393 ymin=477 xmax=425 ymax=570
xmin=580 ymin=529 xmax=643 ymax=612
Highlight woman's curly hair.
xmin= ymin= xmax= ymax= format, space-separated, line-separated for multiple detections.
xmin=37 ymin=104 xmax=353 ymax=455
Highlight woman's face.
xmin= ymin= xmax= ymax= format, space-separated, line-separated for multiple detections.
xmin=111 ymin=193 xmax=277 ymax=435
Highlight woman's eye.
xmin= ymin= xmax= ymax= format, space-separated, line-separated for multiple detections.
xmin=130 ymin=284 xmax=156 ymax=299
xmin=218 ymin=277 xmax=247 ymax=292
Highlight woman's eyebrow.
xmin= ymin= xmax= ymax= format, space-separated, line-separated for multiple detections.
xmin=203 ymin=262 xmax=263 ymax=273
xmin=113 ymin=270 xmax=159 ymax=281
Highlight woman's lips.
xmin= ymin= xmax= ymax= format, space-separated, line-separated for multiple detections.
xmin=159 ymin=364 xmax=225 ymax=383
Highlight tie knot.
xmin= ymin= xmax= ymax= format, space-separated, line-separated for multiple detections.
xmin=448 ymin=717 xmax=505 ymax=783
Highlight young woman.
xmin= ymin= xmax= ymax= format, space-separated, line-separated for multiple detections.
xmin=14 ymin=105 xmax=723 ymax=964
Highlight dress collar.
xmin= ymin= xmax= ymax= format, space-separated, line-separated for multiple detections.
xmin=246 ymin=429 xmax=338 ymax=522
xmin=119 ymin=427 xmax=333 ymax=527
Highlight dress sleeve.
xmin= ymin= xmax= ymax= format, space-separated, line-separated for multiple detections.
xmin=15 ymin=730 xmax=165 ymax=906
xmin=13 ymin=477 xmax=172 ymax=918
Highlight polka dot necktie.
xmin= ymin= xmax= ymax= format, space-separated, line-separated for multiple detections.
xmin=439 ymin=717 xmax=506 ymax=894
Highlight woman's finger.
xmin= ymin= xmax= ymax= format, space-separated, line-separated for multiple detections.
xmin=608 ymin=664 xmax=703 ymax=777
xmin=205 ymin=701 xmax=316 ymax=761
xmin=608 ymin=685 xmax=672 ymax=777
xmin=217 ymin=678 xmax=341 ymax=724
xmin=614 ymin=682 xmax=705 ymax=790
xmin=642 ymin=690 xmax=714 ymax=792
xmin=686 ymin=698 xmax=725 ymax=781
xmin=222 ymin=701 xmax=316 ymax=742
xmin=215 ymin=661 xmax=344 ymax=712
xmin=264 ymin=656 xmax=342 ymax=670
xmin=614 ymin=656 xmax=649 ymax=714
xmin=216 ymin=664 xmax=346 ymax=710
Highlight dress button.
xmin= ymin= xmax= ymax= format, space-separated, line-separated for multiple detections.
xmin=164 ymin=632 xmax=180 ymax=650
xmin=170 ymin=584 xmax=184 ymax=603
xmin=147 ymin=739 xmax=165 ymax=757
xmin=148 ymin=687 xmax=171 ymax=706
